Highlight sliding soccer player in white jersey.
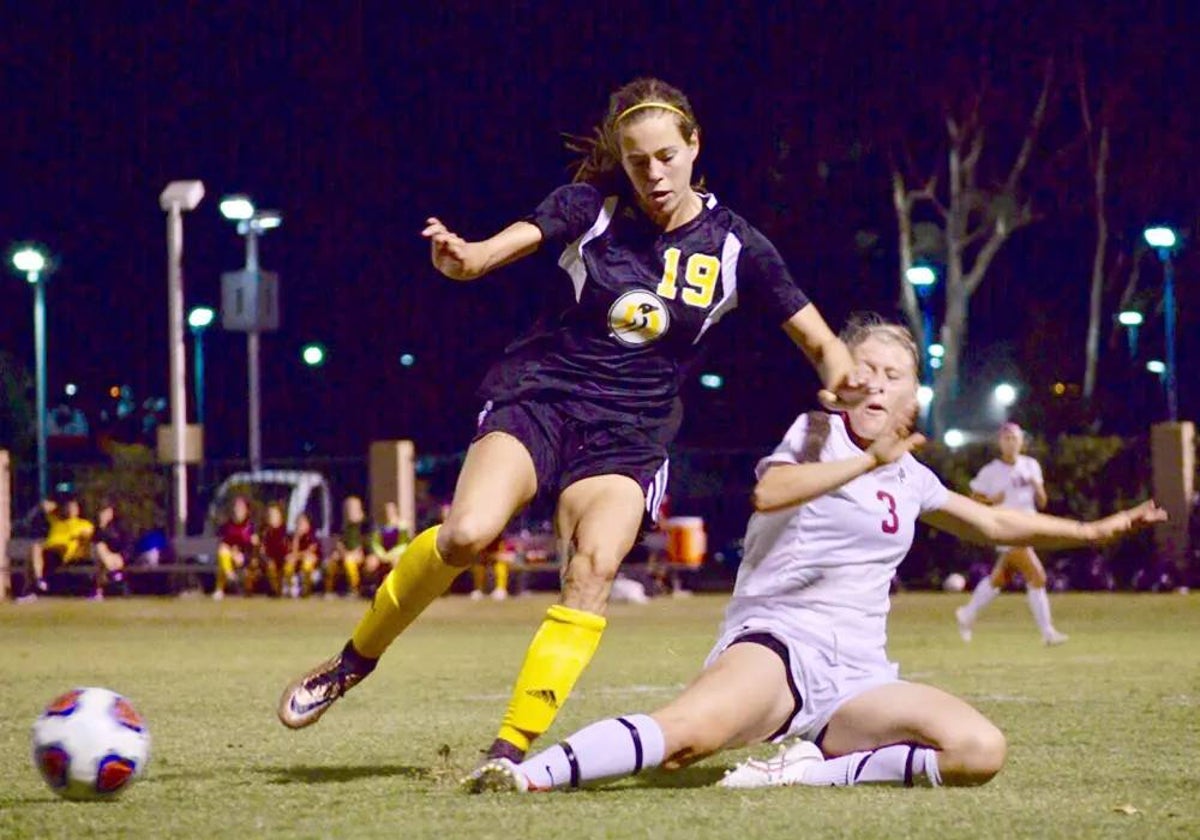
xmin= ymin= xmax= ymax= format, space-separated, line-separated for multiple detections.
xmin=466 ymin=315 xmax=1165 ymax=793
xmin=956 ymin=422 xmax=1068 ymax=645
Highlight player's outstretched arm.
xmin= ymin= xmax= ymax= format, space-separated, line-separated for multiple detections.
xmin=781 ymin=304 xmax=866 ymax=409
xmin=421 ymin=218 xmax=543 ymax=281
xmin=923 ymin=495 xmax=1166 ymax=550
xmin=752 ymin=427 xmax=926 ymax=513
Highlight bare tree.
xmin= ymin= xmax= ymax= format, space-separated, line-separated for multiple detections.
xmin=1077 ymin=54 xmax=1112 ymax=402
xmin=892 ymin=62 xmax=1054 ymax=435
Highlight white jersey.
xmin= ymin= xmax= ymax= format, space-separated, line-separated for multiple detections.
xmin=970 ymin=455 xmax=1043 ymax=513
xmin=720 ymin=412 xmax=949 ymax=666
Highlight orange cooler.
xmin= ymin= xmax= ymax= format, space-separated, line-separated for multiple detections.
xmin=665 ymin=516 xmax=706 ymax=567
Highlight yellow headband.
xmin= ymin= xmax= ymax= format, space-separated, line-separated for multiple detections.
xmin=614 ymin=101 xmax=690 ymax=125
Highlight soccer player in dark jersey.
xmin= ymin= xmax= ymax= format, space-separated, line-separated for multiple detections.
xmin=214 ymin=496 xmax=256 ymax=600
xmin=259 ymin=503 xmax=290 ymax=597
xmin=278 ymin=77 xmax=864 ymax=766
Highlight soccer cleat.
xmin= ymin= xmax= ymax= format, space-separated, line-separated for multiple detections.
xmin=1043 ymin=629 xmax=1069 ymax=646
xmin=277 ymin=642 xmax=377 ymax=729
xmin=211 ymin=589 xmax=225 ymax=601
xmin=490 ymin=587 xmax=509 ymax=602
xmin=718 ymin=739 xmax=823 ymax=789
xmin=462 ymin=758 xmax=533 ymax=794
xmin=954 ymin=606 xmax=974 ymax=642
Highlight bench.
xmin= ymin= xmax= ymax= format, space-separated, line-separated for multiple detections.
xmin=2 ymin=536 xmax=220 ymax=598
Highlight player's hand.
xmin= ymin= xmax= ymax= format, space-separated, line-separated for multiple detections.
xmin=1091 ymin=500 xmax=1167 ymax=544
xmin=422 ymin=217 xmax=483 ymax=280
xmin=867 ymin=427 xmax=927 ymax=466
xmin=817 ymin=370 xmax=869 ymax=412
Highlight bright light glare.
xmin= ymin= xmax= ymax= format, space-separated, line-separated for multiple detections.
xmin=219 ymin=195 xmax=255 ymax=221
xmin=905 ymin=265 xmax=937 ymax=287
xmin=1143 ymin=226 xmax=1177 ymax=250
xmin=65 ymin=383 xmax=77 ymax=397
xmin=12 ymin=247 xmax=47 ymax=273
xmin=302 ymin=344 xmax=326 ymax=366
xmin=253 ymin=210 xmax=283 ymax=230
xmin=188 ymin=306 xmax=216 ymax=329
xmin=943 ymin=429 xmax=966 ymax=448
xmin=699 ymin=373 xmax=724 ymax=389
xmin=917 ymin=385 xmax=933 ymax=408
xmin=399 ymin=353 xmax=416 ymax=367
xmin=1147 ymin=359 xmax=1166 ymax=375
xmin=928 ymin=343 xmax=945 ymax=358
xmin=930 ymin=357 xmax=943 ymax=370
xmin=993 ymin=382 xmax=1017 ymax=407
xmin=1117 ymin=310 xmax=1144 ymax=327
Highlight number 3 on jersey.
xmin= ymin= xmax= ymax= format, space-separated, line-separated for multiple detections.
xmin=877 ymin=490 xmax=899 ymax=534
xmin=657 ymin=247 xmax=719 ymax=309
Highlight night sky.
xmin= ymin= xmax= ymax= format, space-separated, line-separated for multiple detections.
xmin=4 ymin=2 xmax=1199 ymax=463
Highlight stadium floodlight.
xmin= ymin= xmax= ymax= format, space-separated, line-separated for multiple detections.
xmin=905 ymin=265 xmax=937 ymax=287
xmin=251 ymin=210 xmax=283 ymax=231
xmin=187 ymin=305 xmax=215 ymax=330
xmin=301 ymin=343 xmax=327 ymax=367
xmin=10 ymin=243 xmax=52 ymax=498
xmin=399 ymin=353 xmax=416 ymax=367
xmin=1143 ymin=226 xmax=1178 ymax=250
xmin=188 ymin=306 xmax=216 ymax=426
xmin=1117 ymin=310 xmax=1144 ymax=327
xmin=943 ymin=428 xmax=966 ymax=448
xmin=699 ymin=373 xmax=724 ymax=389
xmin=928 ymin=343 xmax=945 ymax=359
xmin=219 ymin=194 xmax=256 ymax=221
xmin=917 ymin=385 xmax=933 ymax=409
xmin=993 ymin=382 xmax=1017 ymax=407
xmin=1147 ymin=359 xmax=1166 ymax=375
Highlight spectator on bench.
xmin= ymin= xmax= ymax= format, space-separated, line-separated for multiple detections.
xmin=258 ymin=503 xmax=290 ymax=597
xmin=90 ymin=500 xmax=130 ymax=601
xmin=18 ymin=495 xmax=94 ymax=602
xmin=326 ymin=495 xmax=373 ymax=599
xmin=213 ymin=496 xmax=257 ymax=601
xmin=363 ymin=502 xmax=409 ymax=599
xmin=283 ymin=512 xmax=322 ymax=598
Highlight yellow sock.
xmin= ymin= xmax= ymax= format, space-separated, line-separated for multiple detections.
xmin=216 ymin=547 xmax=235 ymax=593
xmin=346 ymin=557 xmax=361 ymax=593
xmin=496 ymin=605 xmax=607 ymax=752
xmin=350 ymin=525 xmax=464 ymax=659
xmin=494 ymin=562 xmax=509 ymax=592
xmin=472 ymin=564 xmax=486 ymax=592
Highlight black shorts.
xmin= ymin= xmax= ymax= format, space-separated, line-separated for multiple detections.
xmin=475 ymin=399 xmax=669 ymax=523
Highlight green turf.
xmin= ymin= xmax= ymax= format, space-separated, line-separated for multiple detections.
xmin=2 ymin=592 xmax=1198 ymax=839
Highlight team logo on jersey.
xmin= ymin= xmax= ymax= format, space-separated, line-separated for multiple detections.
xmin=608 ymin=290 xmax=670 ymax=347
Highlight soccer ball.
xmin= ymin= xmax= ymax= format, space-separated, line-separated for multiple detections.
xmin=942 ymin=572 xmax=967 ymax=593
xmin=30 ymin=687 xmax=151 ymax=800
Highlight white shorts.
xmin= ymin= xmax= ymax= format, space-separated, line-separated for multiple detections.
xmin=705 ymin=619 xmax=900 ymax=743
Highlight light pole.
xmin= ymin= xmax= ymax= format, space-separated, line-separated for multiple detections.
xmin=1117 ymin=309 xmax=1144 ymax=358
xmin=219 ymin=195 xmax=282 ymax=471
xmin=11 ymin=245 xmax=50 ymax=500
xmin=188 ymin=306 xmax=215 ymax=426
xmin=905 ymin=264 xmax=938 ymax=383
xmin=160 ymin=180 xmax=205 ymax=539
xmin=1143 ymin=226 xmax=1180 ymax=421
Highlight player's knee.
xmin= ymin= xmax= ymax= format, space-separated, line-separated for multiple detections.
xmin=438 ymin=514 xmax=501 ymax=565
xmin=950 ymin=723 xmax=1007 ymax=785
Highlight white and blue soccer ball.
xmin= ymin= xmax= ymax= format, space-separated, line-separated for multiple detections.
xmin=31 ymin=687 xmax=151 ymax=800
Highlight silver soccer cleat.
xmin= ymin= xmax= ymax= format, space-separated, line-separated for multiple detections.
xmin=718 ymin=738 xmax=824 ymax=789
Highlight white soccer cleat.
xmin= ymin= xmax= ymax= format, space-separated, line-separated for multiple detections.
xmin=461 ymin=758 xmax=532 ymax=794
xmin=490 ymin=587 xmax=509 ymax=602
xmin=955 ymin=606 xmax=973 ymax=642
xmin=1043 ymin=629 xmax=1069 ymax=646
xmin=718 ymin=739 xmax=823 ymax=789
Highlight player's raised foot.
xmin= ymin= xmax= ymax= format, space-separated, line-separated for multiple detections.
xmin=277 ymin=641 xmax=377 ymax=729
xmin=718 ymin=738 xmax=823 ymax=789
xmin=461 ymin=758 xmax=533 ymax=794
xmin=1043 ymin=628 xmax=1069 ymax=647
xmin=954 ymin=606 xmax=974 ymax=642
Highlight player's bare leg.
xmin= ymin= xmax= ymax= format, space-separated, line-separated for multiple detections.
xmin=278 ymin=432 xmax=536 ymax=729
xmin=956 ymin=554 xmax=1014 ymax=641
xmin=484 ymin=475 xmax=643 ymax=763
xmin=813 ymin=681 xmax=1006 ymax=786
xmin=1004 ymin=547 xmax=1067 ymax=644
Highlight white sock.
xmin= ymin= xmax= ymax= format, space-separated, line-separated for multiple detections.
xmin=964 ymin=576 xmax=1000 ymax=619
xmin=1026 ymin=586 xmax=1055 ymax=635
xmin=518 ymin=714 xmax=666 ymax=790
xmin=802 ymin=744 xmax=941 ymax=787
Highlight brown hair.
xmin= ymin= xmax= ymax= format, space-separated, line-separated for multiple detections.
xmin=569 ymin=78 xmax=701 ymax=190
xmin=839 ymin=313 xmax=922 ymax=378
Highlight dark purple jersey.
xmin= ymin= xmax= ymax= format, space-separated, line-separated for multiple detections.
xmin=478 ymin=184 xmax=810 ymax=432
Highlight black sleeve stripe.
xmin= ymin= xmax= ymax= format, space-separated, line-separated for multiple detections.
xmin=616 ymin=717 xmax=644 ymax=774
xmin=561 ymin=741 xmax=581 ymax=788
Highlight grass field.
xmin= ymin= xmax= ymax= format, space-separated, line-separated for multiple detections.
xmin=2 ymin=591 xmax=1198 ymax=839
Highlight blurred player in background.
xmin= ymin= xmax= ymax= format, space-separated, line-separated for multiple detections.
xmin=258 ymin=503 xmax=290 ymax=597
xmin=278 ymin=77 xmax=865 ymax=769
xmin=956 ymin=423 xmax=1068 ymax=645
xmin=325 ymin=495 xmax=372 ymax=599
xmin=466 ymin=316 xmax=1165 ymax=793
xmin=213 ymin=496 xmax=256 ymax=601
xmin=283 ymin=512 xmax=322 ymax=598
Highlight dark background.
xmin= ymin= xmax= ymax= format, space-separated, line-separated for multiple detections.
xmin=3 ymin=1 xmax=1198 ymax=461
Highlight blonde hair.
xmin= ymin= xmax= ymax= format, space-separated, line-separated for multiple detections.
xmin=569 ymin=78 xmax=701 ymax=189
xmin=839 ymin=313 xmax=921 ymax=377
